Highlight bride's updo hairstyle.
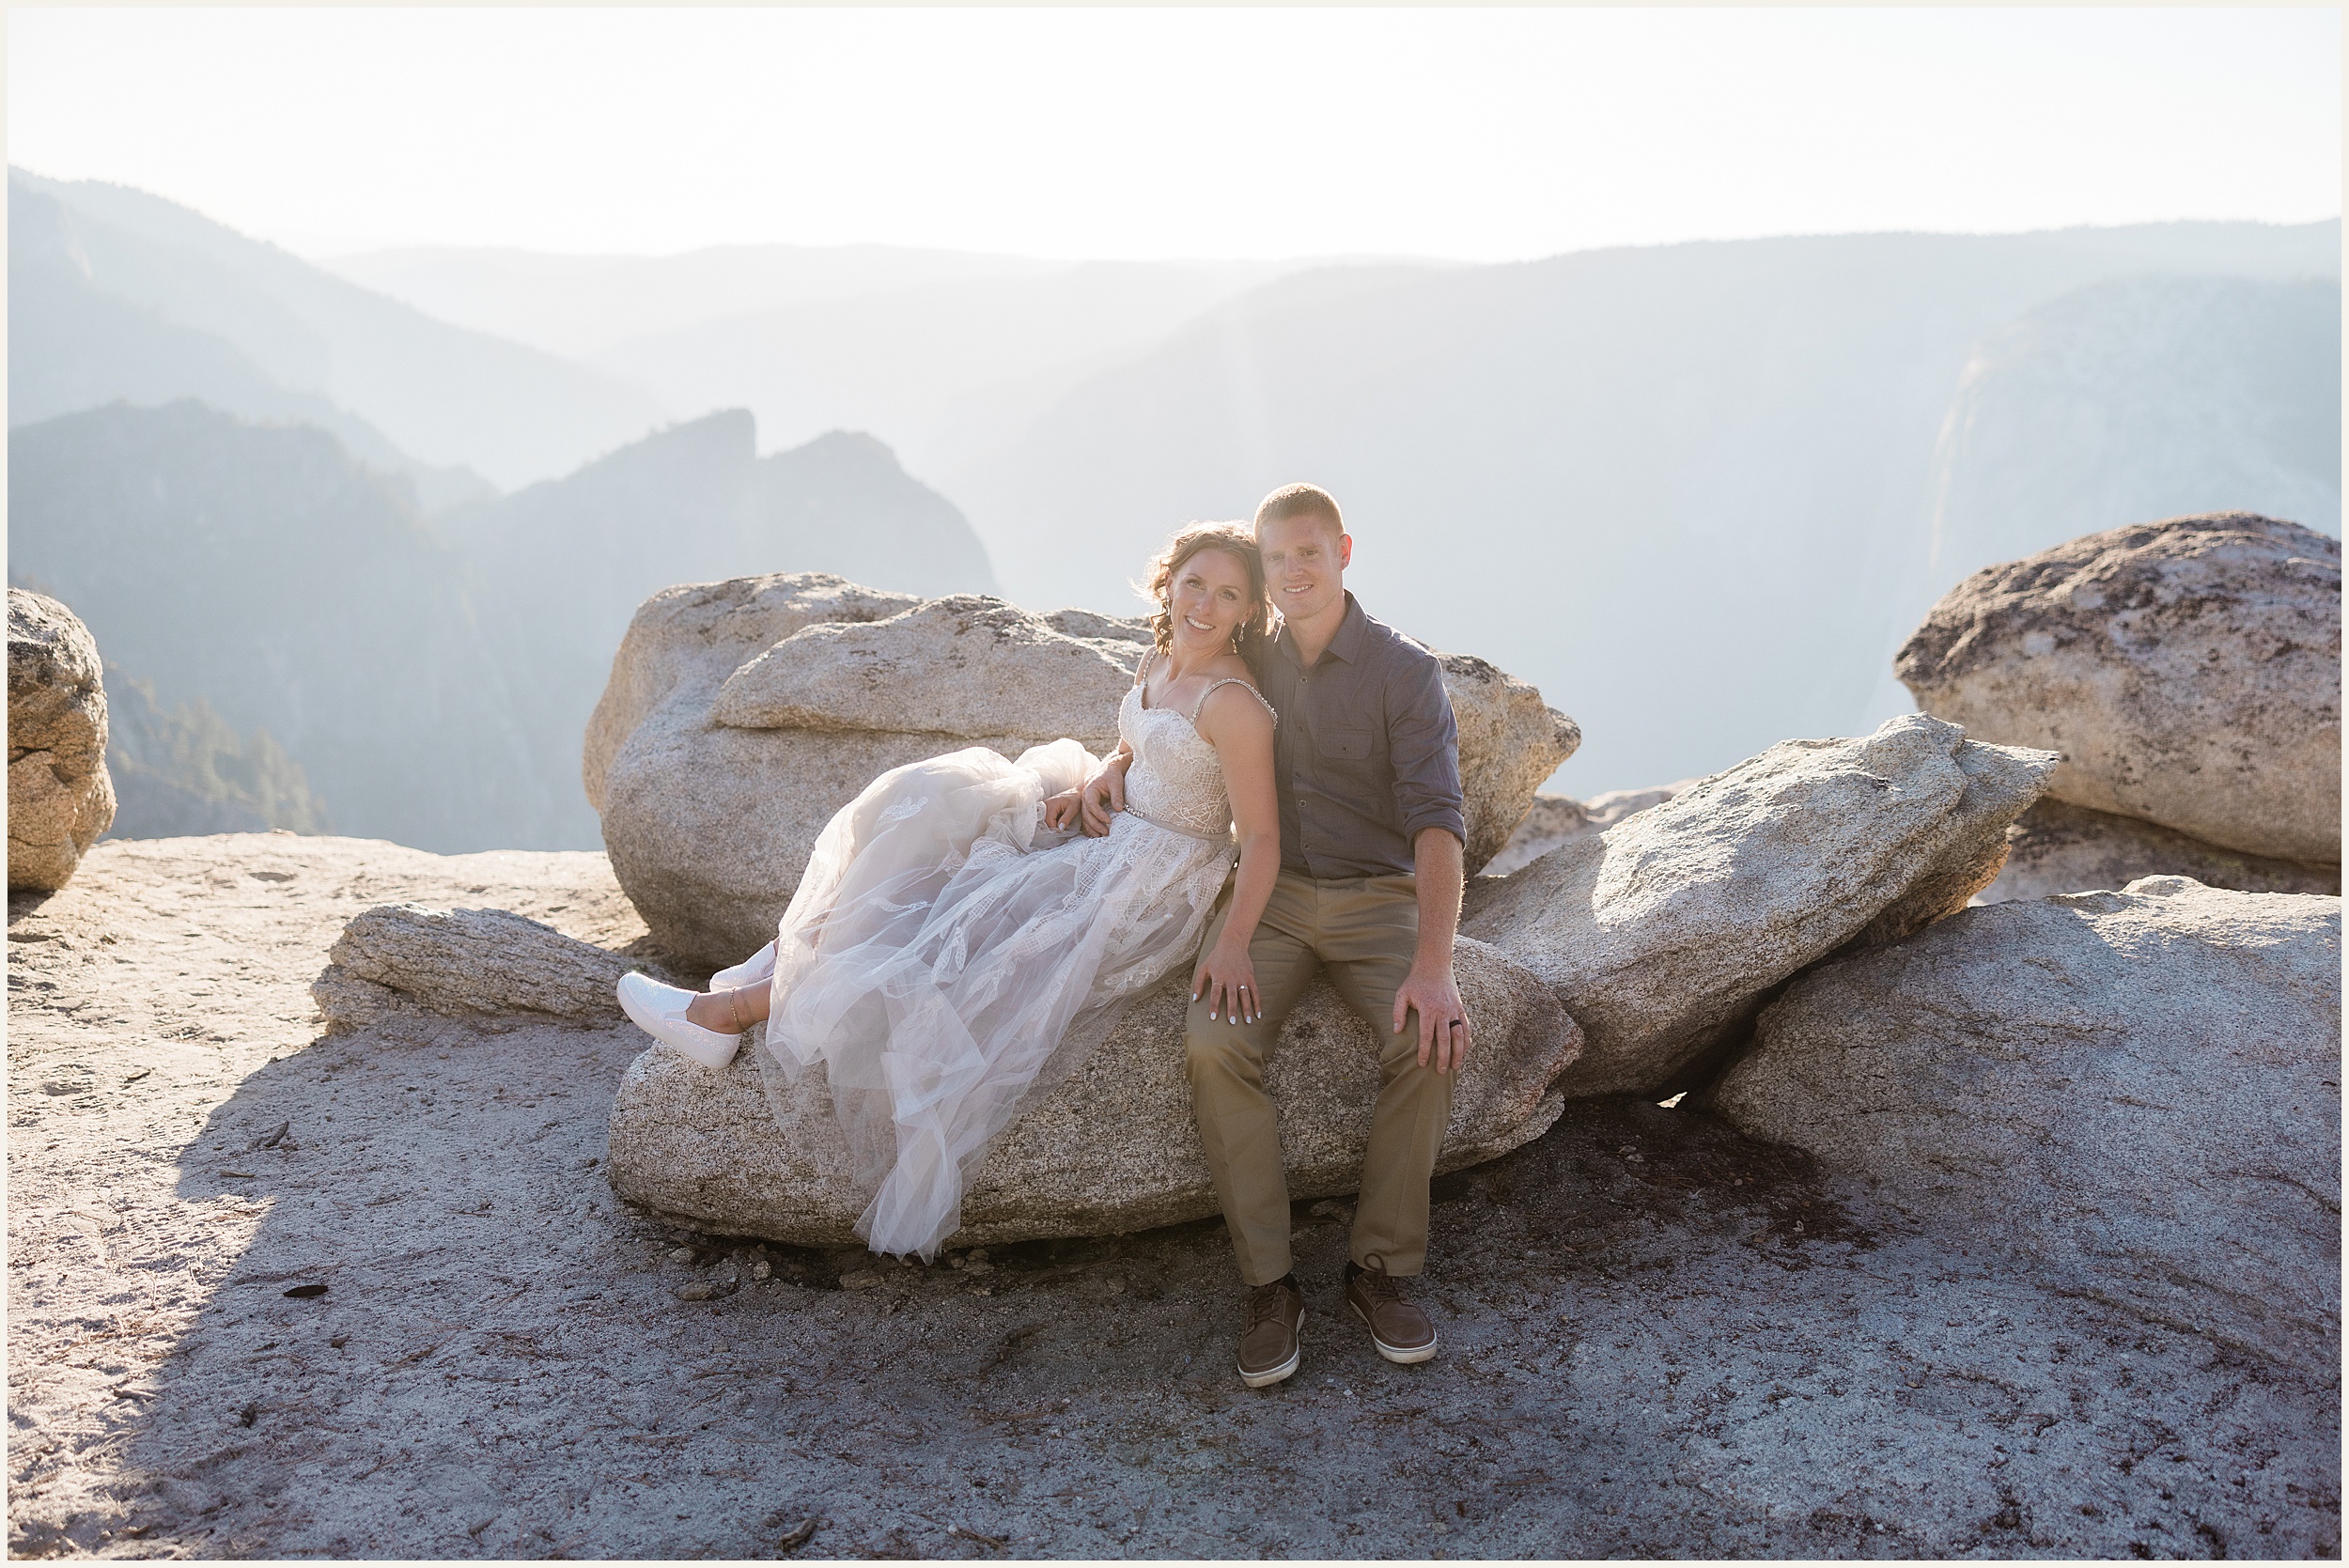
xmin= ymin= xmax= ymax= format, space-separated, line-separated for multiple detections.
xmin=1144 ymin=522 xmax=1274 ymax=664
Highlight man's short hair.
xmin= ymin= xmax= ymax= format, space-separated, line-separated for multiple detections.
xmin=1252 ymin=483 xmax=1345 ymax=537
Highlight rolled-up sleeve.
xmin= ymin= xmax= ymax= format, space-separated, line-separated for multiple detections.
xmin=1388 ymin=651 xmax=1466 ymax=849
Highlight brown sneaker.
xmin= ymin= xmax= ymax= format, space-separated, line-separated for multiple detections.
xmin=1346 ymin=1256 xmax=1439 ymax=1364
xmin=1236 ymin=1274 xmax=1304 ymax=1388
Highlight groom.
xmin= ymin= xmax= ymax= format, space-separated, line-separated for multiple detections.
xmin=1188 ymin=482 xmax=1471 ymax=1389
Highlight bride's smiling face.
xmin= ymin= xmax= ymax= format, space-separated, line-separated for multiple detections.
xmin=1168 ymin=547 xmax=1255 ymax=655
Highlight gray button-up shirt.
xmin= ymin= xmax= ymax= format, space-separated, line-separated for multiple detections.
xmin=1255 ymin=593 xmax=1466 ymax=880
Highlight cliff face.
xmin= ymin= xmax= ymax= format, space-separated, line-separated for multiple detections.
xmin=1925 ymin=275 xmax=2341 ymax=583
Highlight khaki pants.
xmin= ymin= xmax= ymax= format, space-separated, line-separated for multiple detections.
xmin=1185 ymin=869 xmax=1454 ymax=1285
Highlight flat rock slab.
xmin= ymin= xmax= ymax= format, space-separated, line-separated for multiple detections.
xmin=314 ymin=901 xmax=663 ymax=1032
xmin=1712 ymin=877 xmax=2342 ymax=1369
xmin=1483 ymin=781 xmax=1692 ymax=877
xmin=606 ymin=938 xmax=1580 ymax=1248
xmin=1464 ymin=713 xmax=2057 ymax=1097
xmin=8 ymin=836 xmax=2336 ymax=1558
xmin=1982 ymin=797 xmax=2340 ymax=904
xmin=1897 ymin=511 xmax=2342 ymax=862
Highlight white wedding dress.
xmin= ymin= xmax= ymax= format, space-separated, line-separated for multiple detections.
xmin=752 ymin=661 xmax=1270 ymax=1259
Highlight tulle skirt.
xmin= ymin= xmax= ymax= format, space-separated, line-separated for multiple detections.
xmin=753 ymin=740 xmax=1236 ymax=1258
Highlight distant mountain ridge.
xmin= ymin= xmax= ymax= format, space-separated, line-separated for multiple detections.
xmin=8 ymin=401 xmax=549 ymax=849
xmin=9 ymin=166 xmax=664 ymax=489
xmin=8 ymin=401 xmax=997 ymax=851
xmin=593 ymin=258 xmax=1343 ymax=474
xmin=323 ymin=243 xmax=1076 ymax=358
xmin=11 ymin=168 xmax=2339 ymax=811
xmin=319 ymin=241 xmax=1419 ymax=478
xmin=941 ymin=220 xmax=2341 ymax=794
xmin=441 ymin=409 xmax=996 ymax=844
xmin=8 ymin=178 xmax=492 ymax=511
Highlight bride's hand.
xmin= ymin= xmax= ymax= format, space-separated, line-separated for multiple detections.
xmin=1041 ymin=789 xmax=1084 ymax=833
xmin=1080 ymin=755 xmax=1130 ymax=837
xmin=1190 ymin=936 xmax=1261 ymax=1025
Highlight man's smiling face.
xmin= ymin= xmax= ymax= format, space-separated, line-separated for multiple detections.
xmin=1256 ymin=513 xmax=1352 ymax=626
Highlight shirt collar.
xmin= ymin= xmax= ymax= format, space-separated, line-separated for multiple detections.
xmin=1327 ymin=593 xmax=1367 ymax=663
xmin=1274 ymin=592 xmax=1367 ymax=669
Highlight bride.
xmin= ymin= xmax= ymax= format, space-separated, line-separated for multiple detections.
xmin=616 ymin=523 xmax=1281 ymax=1260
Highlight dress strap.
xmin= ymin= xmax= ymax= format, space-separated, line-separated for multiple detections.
xmin=1189 ymin=677 xmax=1278 ymax=725
xmin=1135 ymin=645 xmax=1156 ymax=686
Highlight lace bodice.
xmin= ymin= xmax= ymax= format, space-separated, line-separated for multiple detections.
xmin=1117 ymin=663 xmax=1276 ymax=841
xmin=1119 ymin=687 xmax=1237 ymax=840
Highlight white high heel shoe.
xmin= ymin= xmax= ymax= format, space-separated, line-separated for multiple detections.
xmin=616 ymin=971 xmax=741 ymax=1068
xmin=709 ymin=940 xmax=776 ymax=992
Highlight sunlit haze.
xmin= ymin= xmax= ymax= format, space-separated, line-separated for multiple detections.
xmin=9 ymin=7 xmax=2341 ymax=261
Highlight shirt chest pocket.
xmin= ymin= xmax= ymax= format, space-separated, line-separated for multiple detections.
xmin=1313 ymin=726 xmax=1378 ymax=766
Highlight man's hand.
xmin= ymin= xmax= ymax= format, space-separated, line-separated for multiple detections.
xmin=1400 ymin=825 xmax=1470 ymax=1070
xmin=1393 ymin=963 xmax=1471 ymax=1072
xmin=1080 ymin=754 xmax=1131 ymax=836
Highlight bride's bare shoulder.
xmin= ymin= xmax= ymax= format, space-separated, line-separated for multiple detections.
xmin=1196 ymin=664 xmax=1276 ymax=736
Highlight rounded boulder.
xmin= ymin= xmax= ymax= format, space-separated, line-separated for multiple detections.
xmin=1896 ymin=512 xmax=2341 ymax=863
xmin=8 ymin=589 xmax=117 ymax=892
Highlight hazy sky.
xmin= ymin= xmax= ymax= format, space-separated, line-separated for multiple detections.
xmin=9 ymin=8 xmax=2341 ymax=262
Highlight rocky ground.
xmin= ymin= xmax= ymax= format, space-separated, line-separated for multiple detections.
xmin=8 ymin=835 xmax=2339 ymax=1559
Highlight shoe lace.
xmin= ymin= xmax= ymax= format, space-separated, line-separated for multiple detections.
xmin=1244 ymin=1281 xmax=1291 ymax=1329
xmin=1355 ymin=1258 xmax=1400 ymax=1307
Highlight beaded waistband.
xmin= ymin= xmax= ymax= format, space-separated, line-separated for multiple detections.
xmin=1122 ymin=803 xmax=1236 ymax=846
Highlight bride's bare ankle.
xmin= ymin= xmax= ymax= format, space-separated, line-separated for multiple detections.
xmin=684 ymin=985 xmax=770 ymax=1032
